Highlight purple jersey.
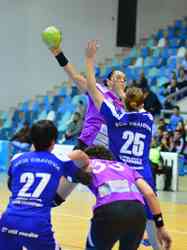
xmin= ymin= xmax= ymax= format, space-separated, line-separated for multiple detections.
xmin=89 ymin=159 xmax=144 ymax=210
xmin=79 ymin=84 xmax=123 ymax=147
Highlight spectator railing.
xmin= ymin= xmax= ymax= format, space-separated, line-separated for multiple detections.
xmin=166 ymin=86 xmax=187 ymax=102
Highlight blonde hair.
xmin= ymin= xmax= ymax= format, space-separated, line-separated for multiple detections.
xmin=125 ymin=87 xmax=144 ymax=111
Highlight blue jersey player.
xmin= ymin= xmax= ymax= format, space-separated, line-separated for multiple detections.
xmin=0 ymin=120 xmax=89 ymax=250
xmin=85 ymin=40 xmax=162 ymax=249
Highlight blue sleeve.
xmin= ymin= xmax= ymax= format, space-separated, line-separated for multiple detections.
xmin=61 ymin=160 xmax=80 ymax=182
xmin=8 ymin=164 xmax=12 ymax=177
xmin=100 ymin=100 xmax=126 ymax=125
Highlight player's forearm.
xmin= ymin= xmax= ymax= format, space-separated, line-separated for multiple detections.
xmin=137 ymin=179 xmax=164 ymax=228
xmin=86 ymin=58 xmax=104 ymax=109
xmin=56 ymin=176 xmax=77 ymax=200
xmin=52 ymin=193 xmax=65 ymax=207
xmin=145 ymin=192 xmax=162 ymax=215
xmin=144 ymin=191 xmax=166 ymax=228
xmin=50 ymin=48 xmax=87 ymax=91
xmin=68 ymin=150 xmax=90 ymax=169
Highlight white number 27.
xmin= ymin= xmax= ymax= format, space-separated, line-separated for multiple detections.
xmin=120 ymin=131 xmax=145 ymax=157
xmin=18 ymin=172 xmax=51 ymax=198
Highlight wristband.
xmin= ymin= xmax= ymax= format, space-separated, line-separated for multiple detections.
xmin=55 ymin=52 xmax=69 ymax=67
xmin=153 ymin=213 xmax=164 ymax=228
xmin=52 ymin=193 xmax=65 ymax=207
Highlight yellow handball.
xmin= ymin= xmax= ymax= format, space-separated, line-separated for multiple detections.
xmin=42 ymin=26 xmax=62 ymax=49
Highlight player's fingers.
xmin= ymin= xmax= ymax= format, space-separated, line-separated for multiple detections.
xmin=88 ymin=40 xmax=95 ymax=51
xmin=89 ymin=40 xmax=97 ymax=50
xmin=165 ymin=237 xmax=172 ymax=250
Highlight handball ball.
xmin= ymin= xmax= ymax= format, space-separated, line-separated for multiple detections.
xmin=42 ymin=26 xmax=62 ymax=49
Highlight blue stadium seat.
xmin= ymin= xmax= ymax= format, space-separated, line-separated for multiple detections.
xmin=174 ymin=19 xmax=183 ymax=29
xmin=128 ymin=47 xmax=139 ymax=58
xmin=58 ymin=111 xmax=72 ymax=133
xmin=155 ymin=29 xmax=164 ymax=40
xmin=0 ymin=140 xmax=10 ymax=171
xmin=152 ymin=48 xmax=161 ymax=58
xmin=167 ymin=27 xmax=175 ymax=39
xmin=178 ymin=31 xmax=187 ymax=40
xmin=168 ymin=48 xmax=177 ymax=56
xmin=140 ymin=47 xmax=149 ymax=58
xmin=71 ymin=94 xmax=88 ymax=106
xmin=59 ymin=86 xmax=68 ymax=96
xmin=148 ymin=67 xmax=159 ymax=78
xmin=161 ymin=48 xmax=169 ymax=59
xmin=157 ymin=76 xmax=169 ymax=87
xmin=21 ymin=101 xmax=29 ymax=112
xmin=101 ymin=66 xmax=113 ymax=78
xmin=169 ymin=38 xmax=180 ymax=49
xmin=122 ymin=57 xmax=132 ymax=67
xmin=167 ymin=56 xmax=177 ymax=68
xmin=144 ymin=57 xmax=152 ymax=67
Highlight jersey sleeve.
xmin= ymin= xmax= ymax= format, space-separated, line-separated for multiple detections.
xmin=52 ymin=150 xmax=83 ymax=182
xmin=60 ymin=160 xmax=81 ymax=182
xmin=100 ymin=99 xmax=125 ymax=125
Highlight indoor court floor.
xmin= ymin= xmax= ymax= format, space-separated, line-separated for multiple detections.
xmin=0 ymin=174 xmax=187 ymax=250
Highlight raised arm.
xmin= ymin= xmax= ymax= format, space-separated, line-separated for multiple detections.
xmin=50 ymin=47 xmax=87 ymax=92
xmin=53 ymin=150 xmax=90 ymax=205
xmin=85 ymin=41 xmax=105 ymax=109
xmin=42 ymin=26 xmax=87 ymax=91
xmin=136 ymin=179 xmax=172 ymax=250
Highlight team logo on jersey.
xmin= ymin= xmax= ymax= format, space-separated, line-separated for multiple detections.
xmin=115 ymin=122 xmax=128 ymax=127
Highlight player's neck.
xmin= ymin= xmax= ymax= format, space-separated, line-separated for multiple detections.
xmin=139 ymin=108 xmax=146 ymax=112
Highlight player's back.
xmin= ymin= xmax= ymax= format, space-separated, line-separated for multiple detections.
xmin=6 ymin=150 xmax=71 ymax=219
xmin=105 ymin=106 xmax=153 ymax=178
xmin=115 ymin=111 xmax=153 ymax=162
xmin=89 ymin=159 xmax=144 ymax=210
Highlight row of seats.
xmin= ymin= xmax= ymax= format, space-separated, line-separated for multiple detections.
xmin=1 ymin=17 xmax=187 ymax=141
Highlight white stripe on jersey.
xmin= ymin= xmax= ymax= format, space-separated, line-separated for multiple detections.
xmin=11 ymin=153 xmax=24 ymax=162
xmin=143 ymin=113 xmax=154 ymax=121
xmin=55 ymin=239 xmax=61 ymax=250
xmin=96 ymin=83 xmax=109 ymax=94
xmin=104 ymin=100 xmax=126 ymax=120
xmin=87 ymin=224 xmax=95 ymax=247
xmin=93 ymin=124 xmax=109 ymax=148
xmin=104 ymin=100 xmax=153 ymax=122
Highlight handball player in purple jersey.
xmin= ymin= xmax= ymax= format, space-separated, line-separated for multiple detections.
xmin=58 ymin=145 xmax=171 ymax=250
xmin=46 ymin=43 xmax=125 ymax=150
xmin=85 ymin=41 xmax=164 ymax=250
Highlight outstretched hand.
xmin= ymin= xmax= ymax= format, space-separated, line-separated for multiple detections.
xmin=157 ymin=227 xmax=172 ymax=250
xmin=85 ymin=40 xmax=99 ymax=60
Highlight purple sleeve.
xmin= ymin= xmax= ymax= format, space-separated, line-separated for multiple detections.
xmin=100 ymin=100 xmax=125 ymax=125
